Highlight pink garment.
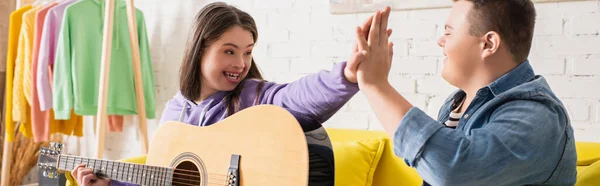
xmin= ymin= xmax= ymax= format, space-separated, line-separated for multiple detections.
xmin=37 ymin=0 xmax=126 ymax=133
xmin=108 ymin=116 xmax=124 ymax=132
xmin=31 ymin=2 xmax=58 ymax=142
xmin=36 ymin=0 xmax=77 ymax=111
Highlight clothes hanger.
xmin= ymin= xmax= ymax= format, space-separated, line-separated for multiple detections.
xmin=32 ymin=0 xmax=44 ymax=6
xmin=32 ymin=0 xmax=53 ymax=6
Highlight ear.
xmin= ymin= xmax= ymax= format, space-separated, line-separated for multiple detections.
xmin=481 ymin=31 xmax=501 ymax=59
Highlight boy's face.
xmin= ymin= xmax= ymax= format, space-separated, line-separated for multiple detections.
xmin=438 ymin=1 xmax=483 ymax=88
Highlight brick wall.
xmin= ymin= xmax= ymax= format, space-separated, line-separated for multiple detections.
xmin=57 ymin=0 xmax=600 ymax=160
xmin=141 ymin=0 xmax=600 ymax=138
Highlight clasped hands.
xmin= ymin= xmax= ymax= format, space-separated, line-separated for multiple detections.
xmin=344 ymin=6 xmax=393 ymax=90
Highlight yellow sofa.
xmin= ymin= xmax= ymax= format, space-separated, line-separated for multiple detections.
xmin=65 ymin=128 xmax=600 ymax=186
xmin=328 ymin=128 xmax=600 ymax=186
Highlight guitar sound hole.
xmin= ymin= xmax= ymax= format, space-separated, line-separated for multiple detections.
xmin=173 ymin=161 xmax=201 ymax=186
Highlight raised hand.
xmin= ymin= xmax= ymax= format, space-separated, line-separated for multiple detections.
xmin=355 ymin=7 xmax=394 ymax=88
xmin=345 ymin=9 xmax=393 ymax=84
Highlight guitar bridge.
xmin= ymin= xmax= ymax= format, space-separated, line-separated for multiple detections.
xmin=226 ymin=154 xmax=240 ymax=186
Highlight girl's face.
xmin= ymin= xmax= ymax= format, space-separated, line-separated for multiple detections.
xmin=200 ymin=25 xmax=255 ymax=96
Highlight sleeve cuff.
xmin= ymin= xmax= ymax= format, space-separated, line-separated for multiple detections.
xmin=54 ymin=109 xmax=71 ymax=120
xmin=393 ymin=107 xmax=443 ymax=166
xmin=332 ymin=61 xmax=359 ymax=90
xmin=39 ymin=98 xmax=51 ymax=111
xmin=110 ymin=180 xmax=138 ymax=186
xmin=146 ymin=108 xmax=156 ymax=119
xmin=109 ymin=180 xmax=122 ymax=186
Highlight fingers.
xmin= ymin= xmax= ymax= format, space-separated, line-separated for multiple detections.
xmin=360 ymin=15 xmax=373 ymax=40
xmin=380 ymin=7 xmax=391 ymax=42
xmin=348 ymin=49 xmax=367 ymax=72
xmin=82 ymin=173 xmax=98 ymax=185
xmin=356 ymin=27 xmax=368 ymax=52
xmin=77 ymin=168 xmax=96 ymax=185
xmin=388 ymin=41 xmax=394 ymax=58
xmin=72 ymin=164 xmax=85 ymax=181
xmin=368 ymin=11 xmax=381 ymax=46
xmin=77 ymin=167 xmax=95 ymax=185
xmin=354 ymin=16 xmax=386 ymax=53
xmin=361 ymin=15 xmax=373 ymax=30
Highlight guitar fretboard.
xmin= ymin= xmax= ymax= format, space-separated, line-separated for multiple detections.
xmin=58 ymin=155 xmax=174 ymax=185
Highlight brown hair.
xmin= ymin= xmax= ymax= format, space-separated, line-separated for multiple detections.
xmin=179 ymin=2 xmax=264 ymax=116
xmin=454 ymin=0 xmax=537 ymax=63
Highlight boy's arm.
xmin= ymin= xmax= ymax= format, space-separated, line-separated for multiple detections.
xmin=354 ymin=6 xmax=402 ymax=137
xmin=357 ymin=7 xmax=570 ymax=185
xmin=361 ymin=82 xmax=412 ymax=138
xmin=363 ymin=75 xmax=571 ymax=185
xmin=390 ymin=99 xmax=569 ymax=185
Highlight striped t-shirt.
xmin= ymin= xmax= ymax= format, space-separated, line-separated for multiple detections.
xmin=444 ymin=99 xmax=464 ymax=129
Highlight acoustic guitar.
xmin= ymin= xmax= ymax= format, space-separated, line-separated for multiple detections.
xmin=37 ymin=105 xmax=310 ymax=186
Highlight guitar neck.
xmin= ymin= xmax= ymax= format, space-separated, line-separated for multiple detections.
xmin=57 ymin=155 xmax=174 ymax=185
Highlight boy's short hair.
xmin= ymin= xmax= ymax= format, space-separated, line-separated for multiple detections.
xmin=454 ymin=0 xmax=537 ymax=63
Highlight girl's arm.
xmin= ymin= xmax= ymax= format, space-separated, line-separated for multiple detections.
xmin=246 ymin=61 xmax=359 ymax=130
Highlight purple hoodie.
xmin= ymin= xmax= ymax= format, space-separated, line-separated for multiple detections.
xmin=109 ymin=61 xmax=358 ymax=186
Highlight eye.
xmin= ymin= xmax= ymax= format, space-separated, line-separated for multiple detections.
xmin=444 ymin=32 xmax=450 ymax=36
xmin=245 ymin=51 xmax=252 ymax=55
xmin=225 ymin=50 xmax=234 ymax=55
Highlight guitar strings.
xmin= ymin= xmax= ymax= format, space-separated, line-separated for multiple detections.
xmin=60 ymin=159 xmax=228 ymax=177
xmin=59 ymin=158 xmax=307 ymax=183
xmin=160 ymin=180 xmax=236 ymax=186
xmin=56 ymin=161 xmax=306 ymax=185
xmin=116 ymin=178 xmax=227 ymax=186
xmin=60 ymin=158 xmax=303 ymax=181
xmin=60 ymin=160 xmax=228 ymax=182
xmin=66 ymin=167 xmax=229 ymax=186
xmin=62 ymin=156 xmax=310 ymax=177
xmin=59 ymin=160 xmax=304 ymax=185
xmin=59 ymin=164 xmax=227 ymax=182
xmin=60 ymin=163 xmax=229 ymax=184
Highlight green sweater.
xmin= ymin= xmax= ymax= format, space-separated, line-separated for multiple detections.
xmin=53 ymin=0 xmax=156 ymax=119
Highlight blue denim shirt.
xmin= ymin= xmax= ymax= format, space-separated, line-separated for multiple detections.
xmin=393 ymin=60 xmax=577 ymax=186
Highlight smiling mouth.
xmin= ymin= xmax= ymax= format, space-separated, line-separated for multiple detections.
xmin=224 ymin=72 xmax=241 ymax=81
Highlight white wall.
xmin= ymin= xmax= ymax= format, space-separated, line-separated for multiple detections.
xmin=61 ymin=0 xmax=600 ymax=160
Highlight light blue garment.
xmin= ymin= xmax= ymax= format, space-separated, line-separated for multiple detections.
xmin=394 ymin=60 xmax=577 ymax=186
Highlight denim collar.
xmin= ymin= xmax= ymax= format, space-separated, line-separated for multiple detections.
xmin=449 ymin=60 xmax=535 ymax=109
xmin=486 ymin=60 xmax=536 ymax=97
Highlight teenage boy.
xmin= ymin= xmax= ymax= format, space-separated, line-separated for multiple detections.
xmin=354 ymin=1 xmax=577 ymax=185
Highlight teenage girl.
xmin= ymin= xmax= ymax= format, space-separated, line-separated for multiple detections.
xmin=71 ymin=2 xmax=389 ymax=186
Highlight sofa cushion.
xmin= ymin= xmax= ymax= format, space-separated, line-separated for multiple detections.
xmin=576 ymin=160 xmax=600 ymax=186
xmin=326 ymin=128 xmax=423 ymax=186
xmin=332 ymin=138 xmax=385 ymax=186
xmin=576 ymin=142 xmax=600 ymax=166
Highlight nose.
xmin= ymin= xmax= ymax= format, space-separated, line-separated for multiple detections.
xmin=231 ymin=56 xmax=245 ymax=69
xmin=437 ymin=36 xmax=445 ymax=48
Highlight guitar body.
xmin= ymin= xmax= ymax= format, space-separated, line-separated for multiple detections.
xmin=146 ymin=105 xmax=309 ymax=186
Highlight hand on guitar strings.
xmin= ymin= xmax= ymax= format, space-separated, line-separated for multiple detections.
xmin=72 ymin=164 xmax=111 ymax=186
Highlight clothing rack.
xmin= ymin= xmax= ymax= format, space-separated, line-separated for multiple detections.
xmin=96 ymin=0 xmax=149 ymax=159
xmin=0 ymin=0 xmax=149 ymax=184
xmin=0 ymin=0 xmax=33 ymax=184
